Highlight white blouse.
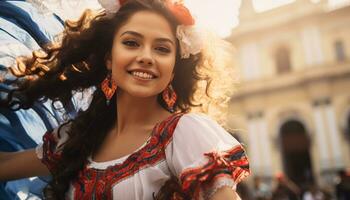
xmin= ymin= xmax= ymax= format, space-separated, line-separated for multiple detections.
xmin=36 ymin=112 xmax=250 ymax=200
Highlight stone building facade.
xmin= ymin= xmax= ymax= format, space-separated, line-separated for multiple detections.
xmin=227 ymin=0 xmax=350 ymax=189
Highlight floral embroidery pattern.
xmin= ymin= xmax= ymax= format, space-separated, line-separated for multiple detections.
xmin=41 ymin=131 xmax=62 ymax=173
xmin=179 ymin=145 xmax=250 ymax=200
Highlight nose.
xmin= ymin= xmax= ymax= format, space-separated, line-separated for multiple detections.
xmin=136 ymin=47 xmax=154 ymax=66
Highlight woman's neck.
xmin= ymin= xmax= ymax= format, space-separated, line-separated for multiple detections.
xmin=114 ymin=91 xmax=170 ymax=135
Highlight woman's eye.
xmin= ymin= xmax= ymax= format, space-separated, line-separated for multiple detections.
xmin=122 ymin=40 xmax=139 ymax=47
xmin=156 ymin=47 xmax=171 ymax=53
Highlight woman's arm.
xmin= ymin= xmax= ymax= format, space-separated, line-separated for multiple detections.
xmin=210 ymin=186 xmax=241 ymax=200
xmin=0 ymin=149 xmax=50 ymax=181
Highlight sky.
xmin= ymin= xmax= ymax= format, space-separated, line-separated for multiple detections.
xmin=47 ymin=0 xmax=350 ymax=38
xmin=184 ymin=0 xmax=350 ymax=37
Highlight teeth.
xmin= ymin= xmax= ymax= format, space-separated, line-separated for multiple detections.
xmin=131 ymin=71 xmax=154 ymax=79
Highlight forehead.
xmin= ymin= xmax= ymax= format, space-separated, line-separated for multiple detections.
xmin=116 ymin=11 xmax=175 ymax=41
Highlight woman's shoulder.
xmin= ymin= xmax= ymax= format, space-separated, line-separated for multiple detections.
xmin=158 ymin=112 xmax=215 ymax=133
xmin=156 ymin=112 xmax=224 ymax=134
xmin=180 ymin=112 xmax=207 ymax=118
xmin=177 ymin=112 xmax=221 ymax=129
xmin=172 ymin=112 xmax=239 ymax=146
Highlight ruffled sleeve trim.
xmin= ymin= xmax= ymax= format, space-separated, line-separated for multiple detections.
xmin=203 ymin=176 xmax=236 ymax=200
xmin=39 ymin=122 xmax=71 ymax=172
xmin=179 ymin=145 xmax=250 ymax=200
xmin=41 ymin=130 xmax=63 ymax=172
xmin=35 ymin=143 xmax=43 ymax=160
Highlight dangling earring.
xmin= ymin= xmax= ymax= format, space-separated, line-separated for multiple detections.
xmin=162 ymin=84 xmax=177 ymax=113
xmin=101 ymin=73 xmax=117 ymax=105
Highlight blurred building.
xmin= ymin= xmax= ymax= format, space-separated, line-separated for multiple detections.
xmin=227 ymin=0 xmax=350 ymax=189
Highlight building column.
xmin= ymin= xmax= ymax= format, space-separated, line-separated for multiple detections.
xmin=312 ymin=104 xmax=331 ymax=170
xmin=247 ymin=112 xmax=272 ymax=176
xmin=247 ymin=117 xmax=261 ymax=174
xmin=325 ymin=104 xmax=344 ymax=168
xmin=257 ymin=117 xmax=273 ymax=176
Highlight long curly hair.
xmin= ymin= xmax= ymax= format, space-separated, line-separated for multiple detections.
xmin=2 ymin=0 xmax=236 ymax=198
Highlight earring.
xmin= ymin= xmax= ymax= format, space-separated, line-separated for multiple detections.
xmin=162 ymin=84 xmax=177 ymax=112
xmin=101 ymin=73 xmax=117 ymax=105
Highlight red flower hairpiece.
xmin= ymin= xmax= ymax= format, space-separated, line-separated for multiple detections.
xmin=119 ymin=0 xmax=127 ymax=5
xmin=165 ymin=1 xmax=195 ymax=26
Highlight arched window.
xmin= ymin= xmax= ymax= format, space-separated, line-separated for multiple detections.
xmin=334 ymin=40 xmax=346 ymax=62
xmin=275 ymin=46 xmax=292 ymax=74
xmin=279 ymin=120 xmax=314 ymax=185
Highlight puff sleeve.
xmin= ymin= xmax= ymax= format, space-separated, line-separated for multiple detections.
xmin=165 ymin=113 xmax=250 ymax=200
xmin=35 ymin=122 xmax=71 ymax=172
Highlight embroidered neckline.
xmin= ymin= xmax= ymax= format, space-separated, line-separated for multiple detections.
xmin=72 ymin=112 xmax=185 ymax=199
xmin=87 ymin=135 xmax=151 ymax=169
xmin=87 ymin=112 xmax=183 ymax=169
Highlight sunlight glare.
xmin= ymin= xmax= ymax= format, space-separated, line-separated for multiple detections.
xmin=184 ymin=0 xmax=241 ymax=38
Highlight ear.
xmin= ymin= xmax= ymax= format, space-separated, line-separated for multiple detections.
xmin=105 ymin=53 xmax=112 ymax=70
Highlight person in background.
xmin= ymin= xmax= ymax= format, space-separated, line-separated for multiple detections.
xmin=302 ymin=184 xmax=325 ymax=200
xmin=335 ymin=169 xmax=350 ymax=200
xmin=253 ymin=176 xmax=272 ymax=200
xmin=272 ymin=173 xmax=301 ymax=200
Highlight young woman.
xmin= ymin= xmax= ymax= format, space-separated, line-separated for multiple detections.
xmin=0 ymin=0 xmax=250 ymax=199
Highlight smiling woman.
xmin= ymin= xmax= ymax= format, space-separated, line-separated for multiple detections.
xmin=0 ymin=0 xmax=250 ymax=199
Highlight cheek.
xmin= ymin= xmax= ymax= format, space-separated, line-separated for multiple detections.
xmin=160 ymin=52 xmax=176 ymax=70
xmin=109 ymin=48 xmax=132 ymax=85
xmin=159 ymin=57 xmax=176 ymax=79
xmin=168 ymin=56 xmax=176 ymax=77
xmin=111 ymin=46 xmax=133 ymax=71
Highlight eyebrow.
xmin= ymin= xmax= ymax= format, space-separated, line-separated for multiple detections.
xmin=120 ymin=31 xmax=175 ymax=46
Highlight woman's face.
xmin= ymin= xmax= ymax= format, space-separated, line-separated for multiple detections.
xmin=106 ymin=10 xmax=177 ymax=99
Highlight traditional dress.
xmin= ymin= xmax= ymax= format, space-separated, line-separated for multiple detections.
xmin=36 ymin=112 xmax=250 ymax=200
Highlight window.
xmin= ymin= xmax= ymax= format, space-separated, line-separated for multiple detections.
xmin=275 ymin=46 xmax=292 ymax=74
xmin=334 ymin=40 xmax=346 ymax=62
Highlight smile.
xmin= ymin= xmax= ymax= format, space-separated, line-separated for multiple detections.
xmin=128 ymin=71 xmax=156 ymax=80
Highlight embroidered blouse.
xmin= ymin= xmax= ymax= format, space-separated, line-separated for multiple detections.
xmin=35 ymin=112 xmax=250 ymax=200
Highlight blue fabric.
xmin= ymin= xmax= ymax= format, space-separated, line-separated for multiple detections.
xmin=0 ymin=1 xmax=50 ymax=46
xmin=0 ymin=1 xmax=66 ymax=199
xmin=0 ymin=18 xmax=41 ymax=50
xmin=7 ymin=1 xmax=64 ymax=40
xmin=0 ymin=1 xmax=64 ymax=47
xmin=0 ymin=182 xmax=12 ymax=200
xmin=0 ymin=108 xmax=37 ymax=148
xmin=4 ymin=178 xmax=45 ymax=200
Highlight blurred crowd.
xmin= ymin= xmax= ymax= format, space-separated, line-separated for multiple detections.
xmin=237 ymin=169 xmax=350 ymax=200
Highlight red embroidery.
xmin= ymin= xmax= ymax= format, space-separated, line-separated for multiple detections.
xmin=41 ymin=131 xmax=62 ymax=173
xmin=179 ymin=145 xmax=251 ymax=200
xmin=71 ymin=113 xmax=184 ymax=200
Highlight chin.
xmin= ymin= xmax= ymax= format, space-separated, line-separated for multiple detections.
xmin=125 ymin=89 xmax=161 ymax=99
